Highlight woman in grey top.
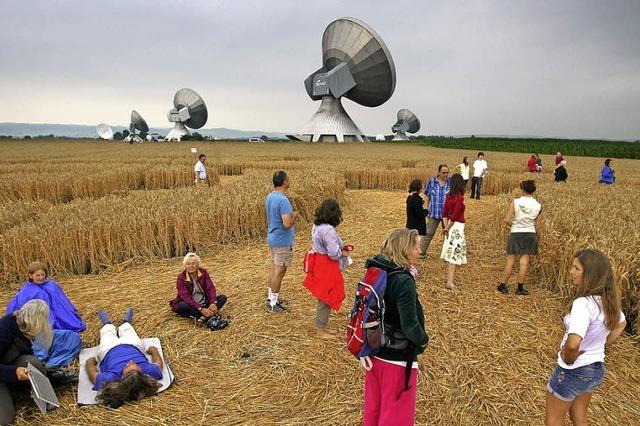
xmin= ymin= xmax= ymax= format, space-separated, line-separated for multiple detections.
xmin=303 ymin=199 xmax=352 ymax=339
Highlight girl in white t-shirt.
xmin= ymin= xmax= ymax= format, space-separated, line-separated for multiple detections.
xmin=455 ymin=156 xmax=470 ymax=189
xmin=545 ymin=249 xmax=626 ymax=426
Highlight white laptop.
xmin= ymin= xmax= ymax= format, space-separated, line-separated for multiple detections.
xmin=27 ymin=362 xmax=60 ymax=413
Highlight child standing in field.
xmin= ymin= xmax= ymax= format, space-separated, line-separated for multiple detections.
xmin=405 ymin=179 xmax=429 ymax=256
xmin=303 ymin=198 xmax=351 ymax=339
xmin=497 ymin=180 xmax=543 ymax=295
xmin=545 ymin=249 xmax=626 ymax=426
xmin=440 ymin=174 xmax=467 ymax=289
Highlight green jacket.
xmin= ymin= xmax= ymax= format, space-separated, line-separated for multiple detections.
xmin=365 ymin=254 xmax=429 ymax=362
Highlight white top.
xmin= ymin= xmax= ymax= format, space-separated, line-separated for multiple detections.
xmin=510 ymin=196 xmax=541 ymax=233
xmin=472 ymin=159 xmax=488 ymax=178
xmin=458 ymin=163 xmax=470 ymax=180
xmin=557 ymin=296 xmax=625 ymax=369
xmin=194 ymin=160 xmax=206 ymax=179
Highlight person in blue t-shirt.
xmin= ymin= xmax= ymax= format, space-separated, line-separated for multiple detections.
xmin=264 ymin=170 xmax=298 ymax=313
xmin=85 ymin=308 xmax=163 ymax=408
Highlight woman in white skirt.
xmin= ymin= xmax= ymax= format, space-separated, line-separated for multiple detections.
xmin=497 ymin=180 xmax=543 ymax=295
xmin=440 ymin=173 xmax=467 ymax=289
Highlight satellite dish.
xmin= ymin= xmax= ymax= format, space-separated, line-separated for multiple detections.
xmin=124 ymin=110 xmax=148 ymax=143
xmin=392 ymin=109 xmax=420 ymax=141
xmin=96 ymin=123 xmax=114 ymax=140
xmin=298 ymin=17 xmax=396 ymax=142
xmin=164 ymin=88 xmax=208 ymax=141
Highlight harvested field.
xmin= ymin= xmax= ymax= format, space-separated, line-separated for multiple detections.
xmin=0 ymin=140 xmax=638 ymax=425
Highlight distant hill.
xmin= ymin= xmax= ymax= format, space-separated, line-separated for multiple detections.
xmin=0 ymin=122 xmax=287 ymax=140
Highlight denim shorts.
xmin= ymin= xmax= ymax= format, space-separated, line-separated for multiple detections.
xmin=546 ymin=362 xmax=605 ymax=402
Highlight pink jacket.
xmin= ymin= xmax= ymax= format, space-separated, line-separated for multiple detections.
xmin=169 ymin=267 xmax=217 ymax=311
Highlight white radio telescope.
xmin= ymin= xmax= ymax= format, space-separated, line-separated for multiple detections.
xmin=392 ymin=109 xmax=420 ymax=141
xmin=96 ymin=123 xmax=114 ymax=140
xmin=294 ymin=17 xmax=396 ymax=142
xmin=164 ymin=88 xmax=208 ymax=141
xmin=125 ymin=111 xmax=149 ymax=143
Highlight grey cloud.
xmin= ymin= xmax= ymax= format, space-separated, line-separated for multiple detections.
xmin=0 ymin=0 xmax=639 ymax=139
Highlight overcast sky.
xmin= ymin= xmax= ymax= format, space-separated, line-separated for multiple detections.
xmin=1 ymin=0 xmax=639 ymax=139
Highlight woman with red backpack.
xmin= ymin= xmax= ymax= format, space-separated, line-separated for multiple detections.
xmin=362 ymin=228 xmax=429 ymax=426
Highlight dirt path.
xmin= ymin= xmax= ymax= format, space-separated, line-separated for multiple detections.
xmin=3 ymin=190 xmax=638 ymax=425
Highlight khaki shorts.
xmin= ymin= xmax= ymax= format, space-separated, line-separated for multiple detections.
xmin=270 ymin=246 xmax=293 ymax=267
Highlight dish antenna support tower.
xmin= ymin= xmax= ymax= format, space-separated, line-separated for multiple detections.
xmin=392 ymin=109 xmax=420 ymax=141
xmin=297 ymin=17 xmax=396 ymax=142
xmin=164 ymin=88 xmax=208 ymax=141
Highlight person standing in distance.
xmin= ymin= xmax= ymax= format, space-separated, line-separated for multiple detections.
xmin=265 ymin=171 xmax=297 ymax=312
xmin=471 ymin=152 xmax=488 ymax=200
xmin=421 ymin=165 xmax=451 ymax=257
xmin=194 ymin=154 xmax=207 ymax=187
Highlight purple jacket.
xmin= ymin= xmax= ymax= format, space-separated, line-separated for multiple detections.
xmin=169 ymin=268 xmax=217 ymax=312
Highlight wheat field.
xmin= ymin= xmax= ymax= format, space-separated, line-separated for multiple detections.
xmin=0 ymin=139 xmax=638 ymax=425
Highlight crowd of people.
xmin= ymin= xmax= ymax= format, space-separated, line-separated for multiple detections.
xmin=0 ymin=152 xmax=627 ymax=425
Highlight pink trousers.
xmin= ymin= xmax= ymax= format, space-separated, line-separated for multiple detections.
xmin=363 ymin=357 xmax=418 ymax=426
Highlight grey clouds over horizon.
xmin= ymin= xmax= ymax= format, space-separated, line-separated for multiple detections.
xmin=1 ymin=0 xmax=639 ymax=139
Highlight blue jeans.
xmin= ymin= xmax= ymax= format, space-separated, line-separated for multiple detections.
xmin=547 ymin=362 xmax=605 ymax=402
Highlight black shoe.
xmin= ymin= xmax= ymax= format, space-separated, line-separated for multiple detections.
xmin=266 ymin=301 xmax=287 ymax=313
xmin=515 ymin=287 xmax=529 ymax=296
xmin=47 ymin=368 xmax=79 ymax=386
xmin=497 ymin=283 xmax=509 ymax=294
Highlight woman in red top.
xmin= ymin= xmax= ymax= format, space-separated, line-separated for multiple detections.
xmin=440 ymin=174 xmax=467 ymax=289
xmin=527 ymin=155 xmax=539 ymax=173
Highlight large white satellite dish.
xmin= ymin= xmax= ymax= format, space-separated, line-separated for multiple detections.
xmin=96 ymin=123 xmax=114 ymax=140
xmin=294 ymin=17 xmax=396 ymax=142
xmin=164 ymin=88 xmax=208 ymax=141
xmin=124 ymin=110 xmax=149 ymax=143
xmin=392 ymin=109 xmax=420 ymax=141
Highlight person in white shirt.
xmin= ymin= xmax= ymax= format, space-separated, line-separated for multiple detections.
xmin=497 ymin=180 xmax=543 ymax=295
xmin=470 ymin=152 xmax=488 ymax=200
xmin=194 ymin=154 xmax=207 ymax=186
xmin=455 ymin=156 xmax=470 ymax=191
xmin=545 ymin=249 xmax=626 ymax=426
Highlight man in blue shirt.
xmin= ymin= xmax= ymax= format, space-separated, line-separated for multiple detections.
xmin=86 ymin=309 xmax=163 ymax=408
xmin=422 ymin=164 xmax=451 ymax=257
xmin=265 ymin=170 xmax=297 ymax=312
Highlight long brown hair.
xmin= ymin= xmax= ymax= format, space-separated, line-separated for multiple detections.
xmin=96 ymin=371 xmax=161 ymax=408
xmin=573 ymin=249 xmax=621 ymax=330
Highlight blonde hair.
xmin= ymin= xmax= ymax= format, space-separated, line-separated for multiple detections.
xmin=15 ymin=300 xmax=52 ymax=349
xmin=28 ymin=261 xmax=48 ymax=279
xmin=572 ymin=249 xmax=621 ymax=330
xmin=182 ymin=252 xmax=201 ymax=268
xmin=380 ymin=228 xmax=419 ymax=270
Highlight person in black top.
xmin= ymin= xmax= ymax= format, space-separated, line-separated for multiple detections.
xmin=0 ymin=300 xmax=51 ymax=425
xmin=405 ymin=179 xmax=429 ymax=257
xmin=554 ymin=160 xmax=568 ymax=182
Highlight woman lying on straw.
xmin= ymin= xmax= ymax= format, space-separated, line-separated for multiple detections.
xmin=169 ymin=253 xmax=228 ymax=331
xmin=545 ymin=249 xmax=626 ymax=426
xmin=303 ymin=198 xmax=353 ymax=339
xmin=0 ymin=300 xmax=52 ymax=425
xmin=86 ymin=308 xmax=163 ymax=408
xmin=363 ymin=228 xmax=429 ymax=426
